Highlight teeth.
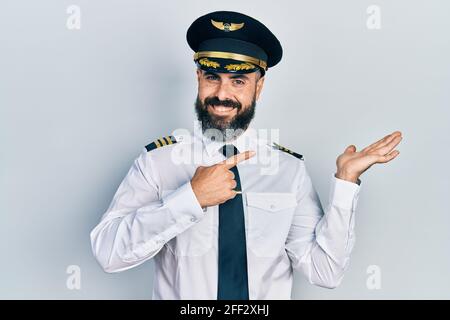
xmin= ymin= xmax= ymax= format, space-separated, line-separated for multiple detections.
xmin=215 ymin=106 xmax=231 ymax=112
xmin=212 ymin=106 xmax=233 ymax=112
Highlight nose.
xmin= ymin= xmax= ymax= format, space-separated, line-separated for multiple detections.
xmin=214 ymin=80 xmax=233 ymax=102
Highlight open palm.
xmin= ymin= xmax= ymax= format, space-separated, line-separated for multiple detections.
xmin=336 ymin=131 xmax=403 ymax=182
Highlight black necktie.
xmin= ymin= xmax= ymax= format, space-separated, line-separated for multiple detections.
xmin=217 ymin=144 xmax=249 ymax=300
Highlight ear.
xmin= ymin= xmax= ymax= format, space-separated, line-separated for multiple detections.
xmin=196 ymin=68 xmax=202 ymax=83
xmin=255 ymin=75 xmax=265 ymax=101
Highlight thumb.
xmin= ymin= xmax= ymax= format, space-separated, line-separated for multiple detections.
xmin=345 ymin=145 xmax=356 ymax=153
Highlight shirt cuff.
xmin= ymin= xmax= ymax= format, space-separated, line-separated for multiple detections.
xmin=163 ymin=181 xmax=206 ymax=223
xmin=329 ymin=174 xmax=361 ymax=211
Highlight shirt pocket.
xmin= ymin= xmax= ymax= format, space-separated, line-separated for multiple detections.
xmin=246 ymin=192 xmax=298 ymax=258
xmin=162 ymin=190 xmax=214 ymax=257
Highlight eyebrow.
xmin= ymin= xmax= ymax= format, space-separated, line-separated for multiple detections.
xmin=203 ymin=71 xmax=249 ymax=81
xmin=230 ymin=74 xmax=249 ymax=80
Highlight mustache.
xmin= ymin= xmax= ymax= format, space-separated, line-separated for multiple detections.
xmin=204 ymin=96 xmax=241 ymax=110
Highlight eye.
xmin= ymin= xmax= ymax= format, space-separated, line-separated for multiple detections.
xmin=233 ymin=79 xmax=245 ymax=85
xmin=205 ymin=74 xmax=219 ymax=81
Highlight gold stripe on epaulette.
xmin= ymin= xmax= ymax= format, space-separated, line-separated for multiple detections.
xmin=146 ymin=135 xmax=178 ymax=153
xmin=272 ymin=142 xmax=304 ymax=160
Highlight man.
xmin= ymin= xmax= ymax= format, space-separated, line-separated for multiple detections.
xmin=90 ymin=11 xmax=402 ymax=299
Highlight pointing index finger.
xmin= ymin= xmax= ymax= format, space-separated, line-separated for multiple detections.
xmin=221 ymin=150 xmax=256 ymax=168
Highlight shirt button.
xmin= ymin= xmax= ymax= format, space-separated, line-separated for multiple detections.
xmin=190 ymin=217 xmax=197 ymax=222
xmin=270 ymin=204 xmax=276 ymax=210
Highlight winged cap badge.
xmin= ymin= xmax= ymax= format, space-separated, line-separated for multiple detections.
xmin=211 ymin=19 xmax=244 ymax=32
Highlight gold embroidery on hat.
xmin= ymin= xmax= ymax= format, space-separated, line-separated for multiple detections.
xmin=198 ymin=58 xmax=220 ymax=68
xmin=194 ymin=51 xmax=267 ymax=70
xmin=211 ymin=19 xmax=244 ymax=32
xmin=224 ymin=62 xmax=256 ymax=71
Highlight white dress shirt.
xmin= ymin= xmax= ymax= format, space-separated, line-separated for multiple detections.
xmin=90 ymin=122 xmax=362 ymax=299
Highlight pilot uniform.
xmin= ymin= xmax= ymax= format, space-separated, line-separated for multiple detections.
xmin=90 ymin=10 xmax=362 ymax=300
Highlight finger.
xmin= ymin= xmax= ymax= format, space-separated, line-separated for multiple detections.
xmin=366 ymin=131 xmax=402 ymax=152
xmin=375 ymin=134 xmax=403 ymax=155
xmin=228 ymin=170 xmax=235 ymax=180
xmin=362 ymin=131 xmax=402 ymax=153
xmin=221 ymin=150 xmax=256 ymax=168
xmin=195 ymin=165 xmax=206 ymax=172
xmin=361 ymin=134 xmax=390 ymax=152
xmin=374 ymin=131 xmax=402 ymax=151
xmin=228 ymin=190 xmax=238 ymax=199
xmin=377 ymin=149 xmax=400 ymax=163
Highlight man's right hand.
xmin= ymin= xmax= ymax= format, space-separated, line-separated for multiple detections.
xmin=190 ymin=150 xmax=256 ymax=208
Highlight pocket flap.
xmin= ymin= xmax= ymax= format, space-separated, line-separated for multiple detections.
xmin=246 ymin=192 xmax=297 ymax=212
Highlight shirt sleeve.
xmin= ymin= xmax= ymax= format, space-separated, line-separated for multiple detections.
xmin=284 ymin=161 xmax=361 ymax=289
xmin=90 ymin=148 xmax=205 ymax=273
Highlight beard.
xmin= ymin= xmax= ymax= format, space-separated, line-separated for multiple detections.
xmin=194 ymin=94 xmax=256 ymax=142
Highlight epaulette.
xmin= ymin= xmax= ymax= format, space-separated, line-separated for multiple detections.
xmin=145 ymin=135 xmax=177 ymax=152
xmin=272 ymin=142 xmax=304 ymax=160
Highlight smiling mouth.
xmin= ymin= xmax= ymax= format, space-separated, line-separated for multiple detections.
xmin=208 ymin=105 xmax=237 ymax=116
